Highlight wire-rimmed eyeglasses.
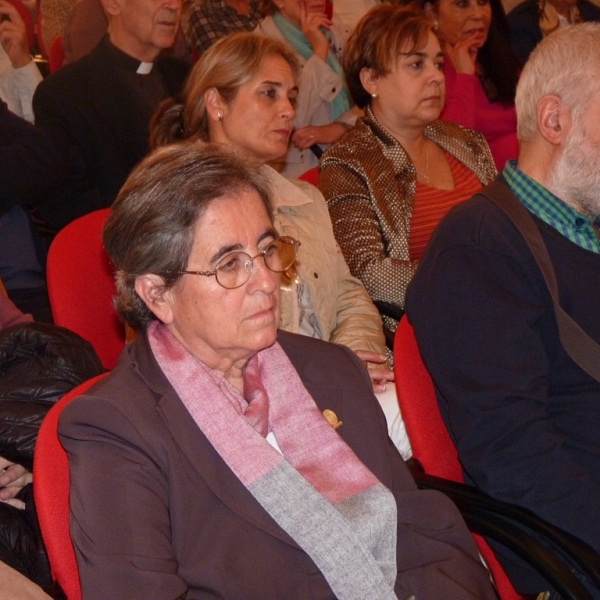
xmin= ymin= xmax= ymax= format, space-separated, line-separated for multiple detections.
xmin=167 ymin=236 xmax=300 ymax=289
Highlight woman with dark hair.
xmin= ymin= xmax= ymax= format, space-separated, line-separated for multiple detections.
xmin=319 ymin=5 xmax=496 ymax=326
xmin=58 ymin=141 xmax=498 ymax=599
xmin=422 ymin=0 xmax=521 ymax=170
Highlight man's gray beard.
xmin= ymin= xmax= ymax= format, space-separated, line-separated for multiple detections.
xmin=547 ymin=124 xmax=600 ymax=220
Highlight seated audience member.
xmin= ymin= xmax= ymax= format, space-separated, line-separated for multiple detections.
xmin=406 ymin=23 xmax=600 ymax=596
xmin=255 ymin=0 xmax=361 ymax=177
xmin=59 ymin=142 xmax=497 ymax=599
xmin=319 ymin=6 xmax=496 ymax=329
xmin=508 ymin=0 xmax=600 ymax=62
xmin=187 ymin=0 xmax=262 ymax=57
xmin=0 ymin=299 xmax=103 ymax=590
xmin=0 ymin=0 xmax=43 ymax=123
xmin=421 ymin=0 xmax=521 ymax=170
xmin=0 ymin=100 xmax=69 ymax=321
xmin=32 ymin=0 xmax=189 ymax=232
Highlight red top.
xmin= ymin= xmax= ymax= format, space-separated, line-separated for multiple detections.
xmin=409 ymin=152 xmax=482 ymax=261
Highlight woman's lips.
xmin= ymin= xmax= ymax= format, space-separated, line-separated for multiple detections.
xmin=273 ymin=129 xmax=292 ymax=140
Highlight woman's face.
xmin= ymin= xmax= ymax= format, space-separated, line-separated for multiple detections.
xmin=211 ymin=55 xmax=298 ymax=164
xmin=366 ymin=31 xmax=445 ymax=128
xmin=275 ymin=0 xmax=327 ymax=28
xmin=154 ymin=190 xmax=281 ymax=373
xmin=430 ymin=0 xmax=492 ymax=49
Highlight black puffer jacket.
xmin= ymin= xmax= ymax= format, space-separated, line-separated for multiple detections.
xmin=0 ymin=322 xmax=103 ymax=592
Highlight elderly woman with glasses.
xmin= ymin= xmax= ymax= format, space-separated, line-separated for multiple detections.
xmin=57 ymin=142 xmax=497 ymax=600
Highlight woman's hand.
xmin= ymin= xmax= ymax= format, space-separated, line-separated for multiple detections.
xmin=299 ymin=1 xmax=331 ymax=63
xmin=0 ymin=457 xmax=32 ymax=510
xmin=0 ymin=0 xmax=32 ymax=69
xmin=445 ymin=30 xmax=483 ymax=76
xmin=355 ymin=350 xmax=395 ymax=394
xmin=292 ymin=122 xmax=348 ymax=150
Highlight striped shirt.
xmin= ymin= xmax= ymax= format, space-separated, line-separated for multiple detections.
xmin=409 ymin=152 xmax=482 ymax=261
xmin=504 ymin=160 xmax=600 ymax=254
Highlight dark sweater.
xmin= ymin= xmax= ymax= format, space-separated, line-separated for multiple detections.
xmin=406 ymin=184 xmax=600 ymax=588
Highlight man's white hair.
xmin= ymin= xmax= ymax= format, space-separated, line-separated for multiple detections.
xmin=516 ymin=23 xmax=600 ymax=143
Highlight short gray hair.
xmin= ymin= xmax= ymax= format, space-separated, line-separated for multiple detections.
xmin=103 ymin=142 xmax=273 ymax=330
xmin=516 ymin=23 xmax=600 ymax=143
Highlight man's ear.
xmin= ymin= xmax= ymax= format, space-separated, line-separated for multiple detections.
xmin=134 ymin=274 xmax=175 ymax=325
xmin=359 ymin=68 xmax=379 ymax=98
xmin=204 ymin=87 xmax=227 ymax=122
xmin=537 ymin=95 xmax=571 ymax=146
xmin=100 ymin=0 xmax=121 ymax=17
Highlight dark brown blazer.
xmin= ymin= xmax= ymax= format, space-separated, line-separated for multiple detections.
xmin=59 ymin=330 xmax=497 ymax=600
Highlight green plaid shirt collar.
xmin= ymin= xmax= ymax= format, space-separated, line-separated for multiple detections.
xmin=503 ymin=160 xmax=600 ymax=254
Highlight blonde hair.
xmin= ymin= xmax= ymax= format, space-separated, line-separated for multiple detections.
xmin=151 ymin=33 xmax=299 ymax=148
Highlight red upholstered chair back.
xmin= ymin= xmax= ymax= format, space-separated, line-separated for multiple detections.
xmin=393 ymin=316 xmax=462 ymax=481
xmin=49 ymin=35 xmax=65 ymax=72
xmin=33 ymin=374 xmax=109 ymax=600
xmin=47 ymin=209 xmax=125 ymax=370
xmin=394 ymin=316 xmax=523 ymax=600
xmin=298 ymin=167 xmax=319 ymax=186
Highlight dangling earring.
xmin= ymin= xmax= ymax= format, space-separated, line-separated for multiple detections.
xmin=217 ymin=110 xmax=223 ymax=121
xmin=433 ymin=19 xmax=439 ymax=30
xmin=371 ymin=93 xmax=378 ymax=99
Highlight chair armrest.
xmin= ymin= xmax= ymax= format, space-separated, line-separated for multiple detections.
xmin=411 ymin=468 xmax=600 ymax=598
xmin=373 ymin=302 xmax=404 ymax=350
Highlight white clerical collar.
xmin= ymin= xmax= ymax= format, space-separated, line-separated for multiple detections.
xmin=136 ymin=61 xmax=154 ymax=75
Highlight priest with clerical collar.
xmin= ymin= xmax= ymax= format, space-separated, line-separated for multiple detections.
xmin=32 ymin=0 xmax=190 ymax=233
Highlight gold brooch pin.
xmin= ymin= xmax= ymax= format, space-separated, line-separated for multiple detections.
xmin=323 ymin=409 xmax=343 ymax=430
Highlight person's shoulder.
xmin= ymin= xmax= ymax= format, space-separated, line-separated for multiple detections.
xmin=321 ymin=119 xmax=375 ymax=162
xmin=507 ymin=0 xmax=539 ymax=19
xmin=431 ymin=119 xmax=488 ymax=149
xmin=578 ymin=0 xmax=600 ymax=18
xmin=287 ymin=176 xmax=325 ymax=203
xmin=277 ymin=330 xmax=367 ymax=384
xmin=157 ymin=56 xmax=191 ymax=79
xmin=35 ymin=45 xmax=100 ymax=96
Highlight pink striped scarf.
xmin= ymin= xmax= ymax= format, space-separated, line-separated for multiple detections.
xmin=148 ymin=322 xmax=398 ymax=599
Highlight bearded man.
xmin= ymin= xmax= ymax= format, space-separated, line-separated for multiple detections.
xmin=406 ymin=23 xmax=600 ymax=598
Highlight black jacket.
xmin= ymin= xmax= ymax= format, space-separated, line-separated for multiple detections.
xmin=32 ymin=37 xmax=189 ymax=231
xmin=0 ymin=322 xmax=103 ymax=590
